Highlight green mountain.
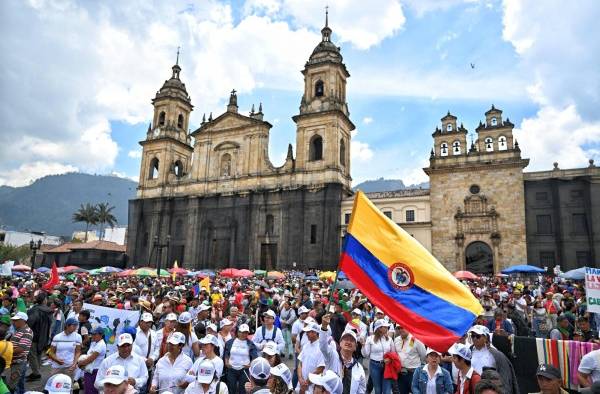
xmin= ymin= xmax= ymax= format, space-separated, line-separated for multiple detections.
xmin=353 ymin=177 xmax=429 ymax=192
xmin=0 ymin=173 xmax=137 ymax=237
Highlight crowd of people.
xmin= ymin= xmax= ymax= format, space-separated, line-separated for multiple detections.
xmin=0 ymin=270 xmax=598 ymax=394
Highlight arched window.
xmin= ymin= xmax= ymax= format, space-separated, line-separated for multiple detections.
xmin=491 ymin=117 xmax=498 ymax=126
xmin=315 ymin=80 xmax=324 ymax=97
xmin=220 ymin=153 xmax=232 ymax=177
xmin=447 ymin=123 xmax=453 ymax=132
xmin=309 ymin=135 xmax=323 ymax=161
xmin=177 ymin=114 xmax=184 ymax=129
xmin=452 ymin=140 xmax=461 ymax=155
xmin=339 ymin=138 xmax=346 ymax=166
xmin=484 ymin=137 xmax=494 ymax=152
xmin=498 ymin=135 xmax=508 ymax=151
xmin=149 ymin=158 xmax=159 ymax=179
xmin=173 ymin=160 xmax=184 ymax=178
xmin=158 ymin=111 xmax=166 ymax=126
xmin=440 ymin=142 xmax=449 ymax=157
xmin=265 ymin=214 xmax=274 ymax=235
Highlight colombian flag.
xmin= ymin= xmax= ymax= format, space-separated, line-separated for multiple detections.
xmin=340 ymin=191 xmax=483 ymax=351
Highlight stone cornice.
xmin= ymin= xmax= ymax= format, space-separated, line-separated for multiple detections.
xmin=424 ymin=158 xmax=529 ymax=175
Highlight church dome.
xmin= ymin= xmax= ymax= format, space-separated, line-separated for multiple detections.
xmin=153 ymin=64 xmax=191 ymax=105
xmin=307 ymin=12 xmax=343 ymax=65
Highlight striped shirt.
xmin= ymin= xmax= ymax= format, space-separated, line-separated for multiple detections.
xmin=10 ymin=325 xmax=33 ymax=362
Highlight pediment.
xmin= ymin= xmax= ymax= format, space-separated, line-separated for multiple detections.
xmin=192 ymin=112 xmax=272 ymax=136
xmin=214 ymin=141 xmax=241 ymax=151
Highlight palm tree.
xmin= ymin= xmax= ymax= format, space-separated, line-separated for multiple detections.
xmin=72 ymin=203 xmax=98 ymax=242
xmin=96 ymin=202 xmax=117 ymax=240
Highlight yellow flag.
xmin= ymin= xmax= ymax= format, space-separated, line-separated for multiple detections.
xmin=199 ymin=276 xmax=210 ymax=292
xmin=172 ymin=260 xmax=178 ymax=281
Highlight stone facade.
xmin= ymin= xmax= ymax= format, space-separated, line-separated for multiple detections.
xmin=424 ymin=107 xmax=529 ymax=273
xmin=128 ymin=17 xmax=353 ymax=271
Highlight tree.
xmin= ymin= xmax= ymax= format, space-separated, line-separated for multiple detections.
xmin=0 ymin=244 xmax=31 ymax=263
xmin=72 ymin=203 xmax=98 ymax=242
xmin=96 ymin=202 xmax=117 ymax=240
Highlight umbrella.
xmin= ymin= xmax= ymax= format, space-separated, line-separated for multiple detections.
xmin=117 ymin=269 xmax=134 ymax=277
xmin=501 ymin=264 xmax=546 ymax=274
xmin=319 ymin=271 xmax=336 ymax=281
xmin=221 ymin=268 xmax=240 ymax=278
xmin=334 ymin=280 xmax=356 ymax=290
xmin=495 ymin=273 xmax=509 ymax=278
xmin=560 ymin=267 xmax=586 ymax=280
xmin=35 ymin=267 xmax=51 ymax=273
xmin=254 ymin=270 xmax=267 ymax=276
xmin=453 ymin=270 xmax=479 ymax=280
xmin=168 ymin=267 xmax=189 ymax=275
xmin=305 ymin=275 xmax=318 ymax=281
xmin=255 ymin=280 xmax=269 ymax=288
xmin=289 ymin=271 xmax=305 ymax=278
xmin=135 ymin=267 xmax=169 ymax=277
xmin=97 ymin=266 xmax=122 ymax=273
xmin=338 ymin=271 xmax=347 ymax=280
xmin=58 ymin=265 xmax=82 ymax=273
xmin=197 ymin=270 xmax=216 ymax=278
xmin=12 ymin=264 xmax=32 ymax=271
xmin=238 ymin=269 xmax=254 ymax=278
xmin=267 ymin=271 xmax=284 ymax=280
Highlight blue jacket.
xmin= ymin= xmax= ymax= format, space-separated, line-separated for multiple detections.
xmin=411 ymin=365 xmax=453 ymax=394
xmin=486 ymin=318 xmax=514 ymax=334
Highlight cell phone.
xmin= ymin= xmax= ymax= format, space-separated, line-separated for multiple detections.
xmin=329 ymin=305 xmax=335 ymax=313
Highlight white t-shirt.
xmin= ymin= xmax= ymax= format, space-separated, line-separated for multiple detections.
xmin=471 ymin=347 xmax=496 ymax=374
xmin=51 ymin=331 xmax=82 ymax=368
xmin=579 ymin=349 xmax=600 ymax=383
xmin=86 ymin=339 xmax=107 ymax=371
xmin=228 ymin=339 xmax=250 ymax=370
xmin=182 ymin=332 xmax=199 ymax=359
xmin=153 ymin=352 xmax=193 ymax=393
xmin=298 ymin=340 xmax=326 ymax=380
xmin=189 ymin=355 xmax=224 ymax=379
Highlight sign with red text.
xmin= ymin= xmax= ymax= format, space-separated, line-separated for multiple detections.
xmin=585 ymin=267 xmax=600 ymax=313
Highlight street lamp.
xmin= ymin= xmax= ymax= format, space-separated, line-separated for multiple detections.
xmin=29 ymin=239 xmax=42 ymax=271
xmin=153 ymin=234 xmax=171 ymax=278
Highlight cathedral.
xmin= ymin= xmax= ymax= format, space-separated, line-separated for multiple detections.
xmin=127 ymin=16 xmax=353 ymax=271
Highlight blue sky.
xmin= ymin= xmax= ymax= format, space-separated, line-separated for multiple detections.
xmin=1 ymin=0 xmax=598 ymax=186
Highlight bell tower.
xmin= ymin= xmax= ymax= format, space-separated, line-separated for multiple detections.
xmin=292 ymin=9 xmax=354 ymax=190
xmin=138 ymin=50 xmax=194 ymax=193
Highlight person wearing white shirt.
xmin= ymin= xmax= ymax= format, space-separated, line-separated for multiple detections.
xmin=77 ymin=327 xmax=107 ymax=392
xmin=361 ymin=319 xmax=394 ymax=394
xmin=133 ymin=312 xmax=157 ymax=369
xmin=95 ymin=333 xmax=149 ymax=391
xmin=279 ymin=301 xmax=297 ymax=360
xmin=449 ymin=343 xmax=480 ymax=394
xmin=150 ymin=332 xmax=193 ymax=394
xmin=153 ymin=313 xmax=178 ymax=362
xmin=223 ymin=324 xmax=258 ymax=394
xmin=186 ymin=334 xmax=225 ymax=387
xmin=216 ymin=318 xmax=234 ymax=357
xmin=411 ymin=348 xmax=453 ymax=394
xmin=177 ymin=312 xmax=201 ymax=359
xmin=297 ymin=322 xmax=326 ymax=393
xmin=394 ymin=326 xmax=426 ymax=394
xmin=578 ymin=348 xmax=600 ymax=387
xmin=47 ymin=317 xmax=82 ymax=379
xmin=252 ymin=310 xmax=285 ymax=354
xmin=184 ymin=358 xmax=229 ymax=394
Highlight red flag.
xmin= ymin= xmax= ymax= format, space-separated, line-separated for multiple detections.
xmin=43 ymin=262 xmax=59 ymax=291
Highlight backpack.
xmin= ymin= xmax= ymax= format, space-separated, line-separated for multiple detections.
xmin=261 ymin=325 xmax=280 ymax=341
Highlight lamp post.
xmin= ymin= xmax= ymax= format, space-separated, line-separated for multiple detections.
xmin=29 ymin=239 xmax=42 ymax=271
xmin=153 ymin=235 xmax=171 ymax=278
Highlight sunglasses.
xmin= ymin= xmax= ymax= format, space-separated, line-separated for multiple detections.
xmin=470 ymin=333 xmax=483 ymax=339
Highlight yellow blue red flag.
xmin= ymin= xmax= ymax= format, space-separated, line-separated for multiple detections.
xmin=340 ymin=191 xmax=483 ymax=351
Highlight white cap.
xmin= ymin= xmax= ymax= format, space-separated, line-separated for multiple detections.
xmin=351 ymin=308 xmax=362 ymax=315
xmin=100 ymin=365 xmax=129 ymax=385
xmin=165 ymin=312 xmax=178 ymax=321
xmin=167 ymin=331 xmax=186 ymax=345
xmin=340 ymin=330 xmax=357 ymax=341
xmin=426 ymin=347 xmax=442 ymax=356
xmin=220 ymin=318 xmax=233 ymax=328
xmin=271 ymin=363 xmax=293 ymax=389
xmin=303 ymin=321 xmax=320 ymax=333
xmin=45 ymin=374 xmax=72 ymax=393
xmin=298 ymin=306 xmax=310 ymax=315
xmin=11 ymin=312 xmax=28 ymax=321
xmin=263 ymin=310 xmax=276 ymax=318
xmin=117 ymin=333 xmax=134 ymax=346
xmin=199 ymin=333 xmax=219 ymax=347
xmin=250 ymin=357 xmax=271 ymax=380
xmin=178 ymin=311 xmax=192 ymax=324
xmin=468 ymin=325 xmax=490 ymax=336
xmin=309 ymin=370 xmax=343 ymax=394
xmin=199 ymin=304 xmax=211 ymax=311
xmin=196 ymin=359 xmax=216 ymax=384
xmin=373 ymin=319 xmax=389 ymax=332
xmin=262 ymin=341 xmax=279 ymax=356
xmin=238 ymin=323 xmax=250 ymax=333
xmin=207 ymin=323 xmax=218 ymax=332
xmin=141 ymin=312 xmax=153 ymax=322
xmin=448 ymin=343 xmax=472 ymax=361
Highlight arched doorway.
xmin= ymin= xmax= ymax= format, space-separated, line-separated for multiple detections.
xmin=465 ymin=241 xmax=494 ymax=274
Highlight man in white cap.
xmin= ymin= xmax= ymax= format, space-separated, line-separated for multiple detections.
xmin=308 ymin=370 xmax=343 ymax=394
xmin=247 ymin=357 xmax=271 ymax=394
xmin=8 ymin=311 xmax=33 ymax=393
xmin=394 ymin=324 xmax=426 ymax=394
xmin=133 ymin=312 xmax=156 ymax=369
xmin=98 ymin=365 xmax=132 ymax=394
xmin=449 ymin=343 xmax=481 ymax=394
xmin=253 ymin=310 xmax=284 ymax=354
xmin=320 ymin=314 xmax=367 ymax=394
xmin=95 ymin=333 xmax=148 ymax=391
xmin=44 ymin=373 xmax=73 ymax=394
xmin=279 ymin=300 xmax=297 ymax=360
xmin=297 ymin=322 xmax=325 ymax=392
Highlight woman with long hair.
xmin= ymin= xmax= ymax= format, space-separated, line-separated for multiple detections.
xmin=361 ymin=319 xmax=394 ymax=394
xmin=176 ymin=312 xmax=200 ymax=359
xmin=269 ymin=363 xmax=294 ymax=394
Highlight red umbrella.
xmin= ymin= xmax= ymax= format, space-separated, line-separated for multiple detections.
xmin=168 ymin=267 xmax=188 ymax=275
xmin=12 ymin=264 xmax=32 ymax=271
xmin=220 ymin=268 xmax=240 ymax=278
xmin=237 ymin=269 xmax=254 ymax=278
xmin=453 ymin=270 xmax=479 ymax=280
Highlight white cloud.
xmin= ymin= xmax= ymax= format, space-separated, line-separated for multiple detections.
xmin=350 ymin=130 xmax=374 ymax=162
xmin=501 ymin=0 xmax=600 ymax=169
xmin=362 ymin=117 xmax=373 ymax=125
xmin=0 ymin=162 xmax=78 ymax=187
xmin=402 ymin=0 xmax=477 ymax=17
xmin=128 ymin=150 xmax=142 ymax=159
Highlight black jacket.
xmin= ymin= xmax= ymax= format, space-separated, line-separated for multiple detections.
xmin=27 ymin=303 xmax=53 ymax=351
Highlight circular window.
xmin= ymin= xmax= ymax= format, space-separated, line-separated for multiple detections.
xmin=470 ymin=184 xmax=480 ymax=194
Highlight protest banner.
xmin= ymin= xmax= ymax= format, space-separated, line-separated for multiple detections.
xmin=0 ymin=261 xmax=14 ymax=276
xmin=83 ymin=302 xmax=140 ymax=354
xmin=585 ymin=267 xmax=600 ymax=313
